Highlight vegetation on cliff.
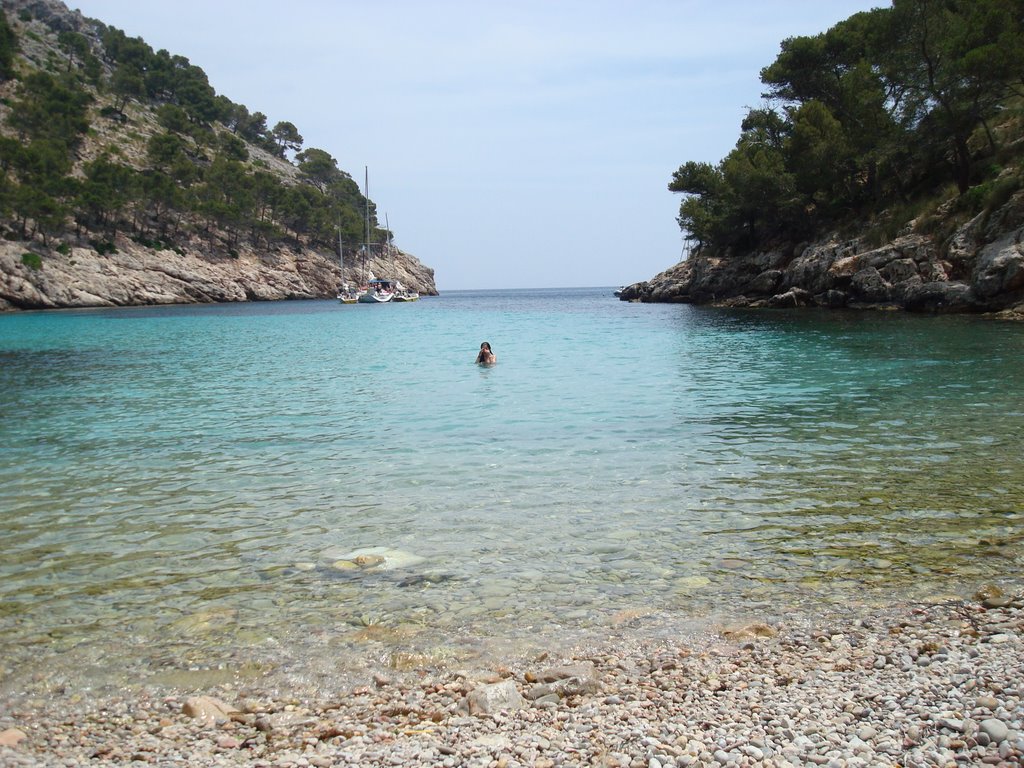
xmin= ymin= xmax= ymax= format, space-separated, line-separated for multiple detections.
xmin=0 ymin=1 xmax=394 ymax=268
xmin=669 ymin=0 xmax=1024 ymax=256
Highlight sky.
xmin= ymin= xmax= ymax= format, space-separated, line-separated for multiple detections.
xmin=70 ymin=1 xmax=883 ymax=290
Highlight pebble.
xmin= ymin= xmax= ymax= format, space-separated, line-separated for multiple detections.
xmin=976 ymin=695 xmax=1000 ymax=710
xmin=0 ymin=597 xmax=1022 ymax=767
xmin=739 ymin=744 xmax=763 ymax=760
xmin=0 ymin=730 xmax=28 ymax=747
xmin=980 ymin=718 xmax=1010 ymax=743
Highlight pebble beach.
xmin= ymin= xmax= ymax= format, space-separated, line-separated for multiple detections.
xmin=1 ymin=588 xmax=1021 ymax=768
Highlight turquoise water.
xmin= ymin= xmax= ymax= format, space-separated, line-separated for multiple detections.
xmin=2 ymin=288 xmax=1023 ymax=692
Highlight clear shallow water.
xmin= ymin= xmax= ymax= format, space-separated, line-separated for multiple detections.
xmin=1 ymin=288 xmax=1022 ymax=692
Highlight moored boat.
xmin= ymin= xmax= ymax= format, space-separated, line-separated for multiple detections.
xmin=358 ymin=278 xmax=395 ymax=303
xmin=336 ymin=228 xmax=364 ymax=303
xmin=392 ymin=280 xmax=419 ymax=302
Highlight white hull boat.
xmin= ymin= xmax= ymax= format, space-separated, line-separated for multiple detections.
xmin=358 ymin=278 xmax=395 ymax=303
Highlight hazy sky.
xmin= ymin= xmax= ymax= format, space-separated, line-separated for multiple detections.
xmin=70 ymin=1 xmax=882 ymax=290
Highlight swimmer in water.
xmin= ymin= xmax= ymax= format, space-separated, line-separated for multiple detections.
xmin=475 ymin=341 xmax=496 ymax=364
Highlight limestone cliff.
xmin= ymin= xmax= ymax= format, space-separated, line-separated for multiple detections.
xmin=620 ymin=193 xmax=1024 ymax=319
xmin=0 ymin=236 xmax=435 ymax=310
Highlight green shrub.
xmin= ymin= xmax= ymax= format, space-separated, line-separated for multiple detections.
xmin=55 ymin=242 xmax=70 ymax=255
xmin=952 ymin=175 xmax=1023 ymax=230
xmin=89 ymin=239 xmax=117 ymax=255
xmin=957 ymin=181 xmax=993 ymax=217
xmin=132 ymin=235 xmax=168 ymax=250
xmin=99 ymin=106 xmax=127 ymax=123
xmin=21 ymin=252 xmax=42 ymax=270
xmin=866 ymin=197 xmax=931 ymax=246
xmin=914 ymin=185 xmax=962 ymax=237
xmin=985 ymin=174 xmax=1022 ymax=214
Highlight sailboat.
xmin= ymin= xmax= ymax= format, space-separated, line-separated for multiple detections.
xmin=392 ymin=282 xmax=419 ymax=302
xmin=359 ymin=278 xmax=396 ymax=303
xmin=336 ymin=228 xmax=361 ymax=304
xmin=384 ymin=212 xmax=419 ymax=302
xmin=356 ymin=167 xmax=394 ymax=304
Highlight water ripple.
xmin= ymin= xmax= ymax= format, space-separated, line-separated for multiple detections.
xmin=1 ymin=293 xmax=1023 ymax=691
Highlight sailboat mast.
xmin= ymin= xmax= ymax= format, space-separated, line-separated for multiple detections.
xmin=385 ymin=212 xmax=393 ymax=276
xmin=363 ymin=166 xmax=370 ymax=284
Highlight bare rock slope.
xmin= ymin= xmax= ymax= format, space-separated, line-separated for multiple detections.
xmin=0 ymin=237 xmax=437 ymax=311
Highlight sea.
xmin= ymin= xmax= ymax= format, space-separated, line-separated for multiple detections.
xmin=1 ymin=287 xmax=1022 ymax=695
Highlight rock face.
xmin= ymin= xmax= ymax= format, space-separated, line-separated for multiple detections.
xmin=620 ymin=194 xmax=1024 ymax=317
xmin=0 ymin=235 xmax=437 ymax=311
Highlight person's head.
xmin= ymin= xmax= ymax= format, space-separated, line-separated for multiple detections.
xmin=480 ymin=342 xmax=491 ymax=352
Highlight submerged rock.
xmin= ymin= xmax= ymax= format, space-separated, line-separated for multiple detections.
xmin=675 ymin=575 xmax=712 ymax=592
xmin=396 ymin=572 xmax=462 ymax=587
xmin=182 ymin=695 xmax=240 ymax=724
xmin=321 ymin=546 xmax=427 ymax=572
xmin=722 ymin=622 xmax=778 ymax=641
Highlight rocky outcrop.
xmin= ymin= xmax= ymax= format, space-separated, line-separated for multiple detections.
xmin=620 ymin=194 xmax=1024 ymax=317
xmin=0 ymin=235 xmax=437 ymax=311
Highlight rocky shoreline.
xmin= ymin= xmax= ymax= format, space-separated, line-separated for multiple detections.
xmin=619 ymin=195 xmax=1024 ymax=318
xmin=2 ymin=589 xmax=1021 ymax=767
xmin=0 ymin=236 xmax=437 ymax=312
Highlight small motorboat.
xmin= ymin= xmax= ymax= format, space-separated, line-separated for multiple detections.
xmin=392 ymin=281 xmax=419 ymax=302
xmin=358 ymin=278 xmax=395 ymax=303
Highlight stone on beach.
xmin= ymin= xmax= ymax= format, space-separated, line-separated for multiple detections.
xmin=181 ymin=695 xmax=240 ymax=724
xmin=464 ymin=679 xmax=526 ymax=715
xmin=524 ymin=661 xmax=601 ymax=700
xmin=980 ymin=717 xmax=1010 ymax=744
xmin=0 ymin=728 xmax=27 ymax=747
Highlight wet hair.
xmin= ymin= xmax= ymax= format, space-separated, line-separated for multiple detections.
xmin=480 ymin=341 xmax=491 ymax=351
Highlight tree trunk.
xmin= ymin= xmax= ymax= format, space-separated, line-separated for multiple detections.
xmin=953 ymin=134 xmax=971 ymax=194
